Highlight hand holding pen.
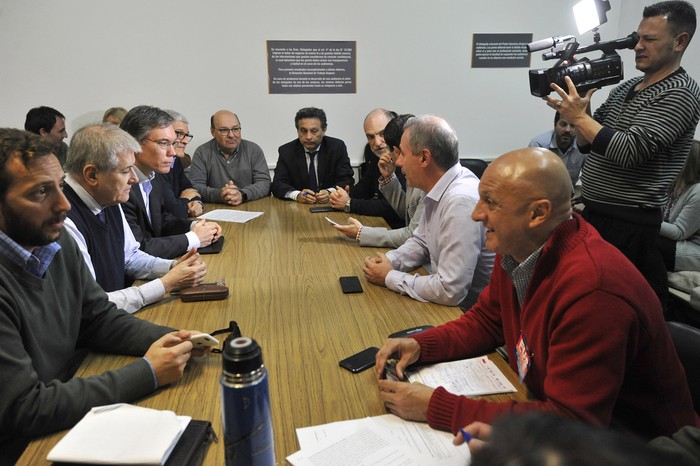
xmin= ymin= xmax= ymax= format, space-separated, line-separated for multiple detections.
xmin=453 ymin=422 xmax=491 ymax=453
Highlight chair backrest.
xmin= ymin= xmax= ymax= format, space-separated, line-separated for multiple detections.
xmin=666 ymin=321 xmax=700 ymax=414
xmin=459 ymin=158 xmax=489 ymax=179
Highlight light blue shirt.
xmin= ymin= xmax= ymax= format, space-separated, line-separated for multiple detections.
xmin=385 ymin=164 xmax=494 ymax=308
xmin=0 ymin=230 xmax=60 ymax=278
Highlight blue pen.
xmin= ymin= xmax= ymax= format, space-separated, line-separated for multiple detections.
xmin=459 ymin=428 xmax=473 ymax=443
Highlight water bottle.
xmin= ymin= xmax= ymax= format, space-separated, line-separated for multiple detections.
xmin=220 ymin=337 xmax=275 ymax=466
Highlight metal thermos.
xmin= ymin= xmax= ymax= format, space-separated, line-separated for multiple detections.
xmin=220 ymin=337 xmax=275 ymax=466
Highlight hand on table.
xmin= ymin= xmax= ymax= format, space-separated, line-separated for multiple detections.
xmin=192 ymin=219 xmax=222 ymax=247
xmin=363 ymin=253 xmax=393 ymax=285
xmin=296 ymin=189 xmax=318 ymax=204
xmin=329 ymin=185 xmax=350 ymax=209
xmin=161 ymin=249 xmax=207 ymax=293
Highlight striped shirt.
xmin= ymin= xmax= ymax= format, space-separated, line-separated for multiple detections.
xmin=581 ymin=69 xmax=700 ymax=209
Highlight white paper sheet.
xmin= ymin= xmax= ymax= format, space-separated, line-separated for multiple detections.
xmin=407 ymin=356 xmax=516 ymax=396
xmin=197 ymin=209 xmax=263 ymax=223
xmin=47 ymin=404 xmax=190 ymax=465
xmin=292 ymin=415 xmax=470 ymax=466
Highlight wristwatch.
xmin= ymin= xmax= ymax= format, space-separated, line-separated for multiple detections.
xmin=241 ymin=192 xmax=248 ymax=203
xmin=343 ymin=199 xmax=351 ymax=213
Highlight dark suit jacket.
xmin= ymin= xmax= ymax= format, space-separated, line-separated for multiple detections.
xmin=122 ymin=176 xmax=192 ymax=259
xmin=271 ymin=136 xmax=355 ymax=199
xmin=158 ymin=157 xmax=198 ymax=219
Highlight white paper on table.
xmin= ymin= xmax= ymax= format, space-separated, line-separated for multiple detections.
xmin=296 ymin=417 xmax=367 ymax=450
xmin=293 ymin=415 xmax=470 ymax=466
xmin=407 ymin=356 xmax=516 ymax=396
xmin=288 ymin=424 xmax=431 ymax=466
xmin=197 ymin=209 xmax=263 ymax=223
xmin=47 ymin=404 xmax=191 ymax=465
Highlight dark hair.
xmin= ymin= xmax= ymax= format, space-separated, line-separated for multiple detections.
xmin=295 ymin=107 xmax=327 ymax=130
xmin=119 ymin=105 xmax=174 ymax=142
xmin=644 ymin=1 xmax=696 ymax=40
xmin=24 ymin=106 xmax=65 ymax=135
xmin=472 ymin=412 xmax=695 ymax=466
xmin=384 ymin=114 xmax=415 ymax=150
xmin=0 ymin=128 xmax=56 ymax=199
xmin=404 ymin=115 xmax=459 ymax=171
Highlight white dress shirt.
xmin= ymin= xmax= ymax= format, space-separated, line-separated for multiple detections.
xmin=64 ymin=175 xmax=174 ymax=313
xmin=385 ymin=164 xmax=494 ymax=307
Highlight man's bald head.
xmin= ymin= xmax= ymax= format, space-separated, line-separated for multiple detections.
xmin=488 ymin=147 xmax=573 ymax=217
xmin=473 ymin=147 xmax=573 ymax=262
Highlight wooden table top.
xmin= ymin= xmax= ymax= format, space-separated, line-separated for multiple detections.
xmin=18 ymin=196 xmax=527 ymax=465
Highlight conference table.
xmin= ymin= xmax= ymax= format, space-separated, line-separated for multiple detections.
xmin=18 ymin=196 xmax=528 ymax=465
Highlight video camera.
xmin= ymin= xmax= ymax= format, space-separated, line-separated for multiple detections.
xmin=527 ymin=31 xmax=638 ymax=97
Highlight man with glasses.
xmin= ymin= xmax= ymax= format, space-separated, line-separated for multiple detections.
xmin=189 ymin=110 xmax=271 ymax=206
xmin=272 ymin=107 xmax=354 ymax=203
xmin=63 ymin=123 xmax=208 ymax=313
xmin=160 ymin=110 xmax=203 ymax=218
xmin=120 ymin=105 xmax=222 ymax=259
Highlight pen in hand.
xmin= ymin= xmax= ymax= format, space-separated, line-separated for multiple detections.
xmin=459 ymin=428 xmax=473 ymax=443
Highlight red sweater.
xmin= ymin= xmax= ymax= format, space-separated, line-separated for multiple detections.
xmin=414 ymin=214 xmax=698 ymax=439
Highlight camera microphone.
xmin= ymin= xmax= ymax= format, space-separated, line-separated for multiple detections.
xmin=527 ymin=35 xmax=575 ymax=53
xmin=576 ymin=31 xmax=639 ymax=54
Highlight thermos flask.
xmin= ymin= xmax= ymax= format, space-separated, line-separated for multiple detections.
xmin=220 ymin=336 xmax=275 ymax=466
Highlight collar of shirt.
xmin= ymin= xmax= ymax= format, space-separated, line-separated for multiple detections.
xmin=0 ymin=229 xmax=61 ymax=278
xmin=217 ymin=145 xmax=239 ymax=160
xmin=502 ymin=244 xmax=545 ymax=308
xmin=425 ymin=163 xmax=463 ymax=203
xmin=305 ymin=143 xmax=321 ymax=155
xmin=65 ymin=174 xmax=103 ymax=215
xmin=133 ymin=166 xmax=155 ymax=183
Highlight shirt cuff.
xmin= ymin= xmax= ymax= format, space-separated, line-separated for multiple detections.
xmin=185 ymin=230 xmax=201 ymax=250
xmin=287 ymin=190 xmax=301 ymax=201
xmin=142 ymin=356 xmax=159 ymax=390
xmin=379 ymin=173 xmax=396 ymax=187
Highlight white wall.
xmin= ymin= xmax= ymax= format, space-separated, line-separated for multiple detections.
xmin=0 ymin=0 xmax=697 ymax=165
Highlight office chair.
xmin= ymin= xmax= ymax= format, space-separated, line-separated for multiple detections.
xmin=460 ymin=158 xmax=489 ymax=179
xmin=666 ymin=321 xmax=700 ymax=414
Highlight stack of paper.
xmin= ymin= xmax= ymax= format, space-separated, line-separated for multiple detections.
xmin=198 ymin=209 xmax=263 ymax=223
xmin=287 ymin=415 xmax=470 ymax=466
xmin=404 ymin=356 xmax=517 ymax=396
xmin=47 ymin=404 xmax=190 ymax=465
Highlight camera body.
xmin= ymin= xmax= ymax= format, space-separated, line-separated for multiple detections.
xmin=527 ymin=32 xmax=638 ymax=97
xmin=529 ymin=53 xmax=623 ymax=97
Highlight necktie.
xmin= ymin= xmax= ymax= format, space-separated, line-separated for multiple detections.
xmin=97 ymin=211 xmax=106 ymax=223
xmin=142 ymin=179 xmax=153 ymax=223
xmin=308 ymin=151 xmax=318 ymax=192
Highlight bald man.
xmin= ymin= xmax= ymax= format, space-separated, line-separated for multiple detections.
xmin=329 ymin=108 xmax=405 ymax=228
xmin=375 ymin=147 xmax=698 ymax=440
xmin=189 ymin=110 xmax=271 ymax=205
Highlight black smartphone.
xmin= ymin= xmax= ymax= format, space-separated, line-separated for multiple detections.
xmin=339 ymin=276 xmax=363 ymax=294
xmin=309 ymin=206 xmax=335 ymax=213
xmin=339 ymin=347 xmax=379 ymax=373
xmin=388 ymin=325 xmax=433 ymax=339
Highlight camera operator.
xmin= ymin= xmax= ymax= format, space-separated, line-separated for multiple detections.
xmin=546 ymin=0 xmax=700 ymax=310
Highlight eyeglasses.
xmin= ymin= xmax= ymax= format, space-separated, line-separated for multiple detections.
xmin=215 ymin=126 xmax=242 ymax=136
xmin=174 ymin=131 xmax=193 ymax=143
xmin=143 ymin=138 xmax=176 ymax=150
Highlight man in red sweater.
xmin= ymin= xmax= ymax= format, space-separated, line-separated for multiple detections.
xmin=376 ymin=147 xmax=698 ymax=439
